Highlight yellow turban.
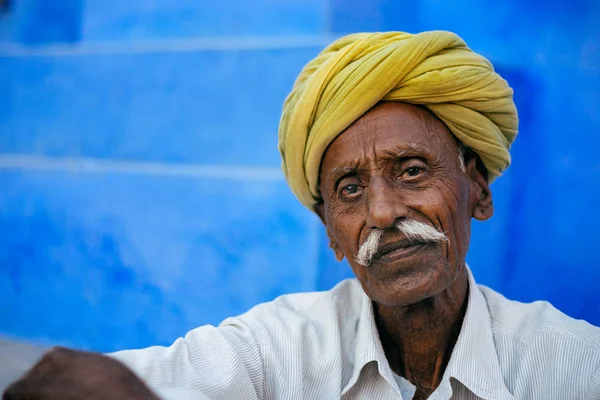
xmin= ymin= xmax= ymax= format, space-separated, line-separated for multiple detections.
xmin=278 ymin=30 xmax=518 ymax=210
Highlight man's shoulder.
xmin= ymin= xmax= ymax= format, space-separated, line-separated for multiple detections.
xmin=480 ymin=284 xmax=600 ymax=361
xmin=219 ymin=278 xmax=365 ymax=372
xmin=224 ymin=278 xmax=365 ymax=334
xmin=268 ymin=278 xmax=365 ymax=314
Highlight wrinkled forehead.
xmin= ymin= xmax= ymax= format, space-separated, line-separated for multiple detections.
xmin=318 ymin=102 xmax=460 ymax=179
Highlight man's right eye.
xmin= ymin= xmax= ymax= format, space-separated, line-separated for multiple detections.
xmin=340 ymin=183 xmax=362 ymax=198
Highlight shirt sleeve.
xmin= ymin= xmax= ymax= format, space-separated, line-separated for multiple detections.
xmin=108 ymin=317 xmax=264 ymax=400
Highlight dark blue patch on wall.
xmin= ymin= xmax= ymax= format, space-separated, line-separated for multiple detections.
xmin=12 ymin=0 xmax=83 ymax=45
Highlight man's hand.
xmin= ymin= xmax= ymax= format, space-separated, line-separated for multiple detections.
xmin=3 ymin=347 xmax=160 ymax=400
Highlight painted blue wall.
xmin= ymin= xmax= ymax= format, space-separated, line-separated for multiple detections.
xmin=0 ymin=0 xmax=598 ymax=352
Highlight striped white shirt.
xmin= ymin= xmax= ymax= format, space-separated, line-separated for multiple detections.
xmin=111 ymin=268 xmax=600 ymax=399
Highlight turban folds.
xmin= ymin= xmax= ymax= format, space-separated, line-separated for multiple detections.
xmin=278 ymin=30 xmax=518 ymax=210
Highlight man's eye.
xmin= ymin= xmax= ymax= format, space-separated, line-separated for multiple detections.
xmin=340 ymin=184 xmax=361 ymax=197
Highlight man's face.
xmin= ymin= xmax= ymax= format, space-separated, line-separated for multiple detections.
xmin=316 ymin=102 xmax=493 ymax=307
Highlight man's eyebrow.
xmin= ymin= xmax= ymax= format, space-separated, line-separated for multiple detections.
xmin=330 ymin=165 xmax=358 ymax=177
xmin=326 ymin=164 xmax=360 ymax=188
xmin=381 ymin=143 xmax=430 ymax=159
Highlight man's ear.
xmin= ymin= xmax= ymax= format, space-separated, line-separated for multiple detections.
xmin=465 ymin=157 xmax=494 ymax=221
xmin=314 ymin=203 xmax=345 ymax=262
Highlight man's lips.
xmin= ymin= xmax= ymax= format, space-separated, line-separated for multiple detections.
xmin=372 ymin=239 xmax=430 ymax=263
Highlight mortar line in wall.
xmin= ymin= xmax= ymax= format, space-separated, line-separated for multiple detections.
xmin=0 ymin=35 xmax=339 ymax=57
xmin=0 ymin=155 xmax=284 ymax=180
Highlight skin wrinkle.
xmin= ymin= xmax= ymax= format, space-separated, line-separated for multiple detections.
xmin=314 ymin=102 xmax=493 ymax=400
xmin=438 ymin=178 xmax=464 ymax=262
xmin=324 ymin=142 xmax=465 ymax=202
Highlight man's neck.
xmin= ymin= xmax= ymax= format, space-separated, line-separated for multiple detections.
xmin=374 ymin=269 xmax=469 ymax=396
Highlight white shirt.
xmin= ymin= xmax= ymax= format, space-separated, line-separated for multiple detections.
xmin=111 ymin=268 xmax=600 ymax=399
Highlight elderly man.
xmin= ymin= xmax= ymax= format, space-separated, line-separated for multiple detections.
xmin=4 ymin=31 xmax=600 ymax=400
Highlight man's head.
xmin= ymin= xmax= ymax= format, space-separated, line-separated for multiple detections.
xmin=278 ymin=30 xmax=518 ymax=306
xmin=314 ymin=102 xmax=492 ymax=306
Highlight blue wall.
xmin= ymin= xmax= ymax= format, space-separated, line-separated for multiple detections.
xmin=0 ymin=0 xmax=598 ymax=352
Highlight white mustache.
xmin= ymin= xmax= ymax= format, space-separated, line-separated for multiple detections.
xmin=355 ymin=220 xmax=448 ymax=266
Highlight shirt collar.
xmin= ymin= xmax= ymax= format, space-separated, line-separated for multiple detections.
xmin=342 ymin=266 xmax=515 ymax=400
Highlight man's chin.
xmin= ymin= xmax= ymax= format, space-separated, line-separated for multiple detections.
xmin=363 ymin=265 xmax=451 ymax=307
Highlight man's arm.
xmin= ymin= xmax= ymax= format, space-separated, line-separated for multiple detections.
xmin=110 ymin=318 xmax=264 ymax=399
xmin=3 ymin=318 xmax=264 ymax=400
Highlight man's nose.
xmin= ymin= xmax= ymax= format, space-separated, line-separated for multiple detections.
xmin=366 ymin=178 xmax=409 ymax=230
